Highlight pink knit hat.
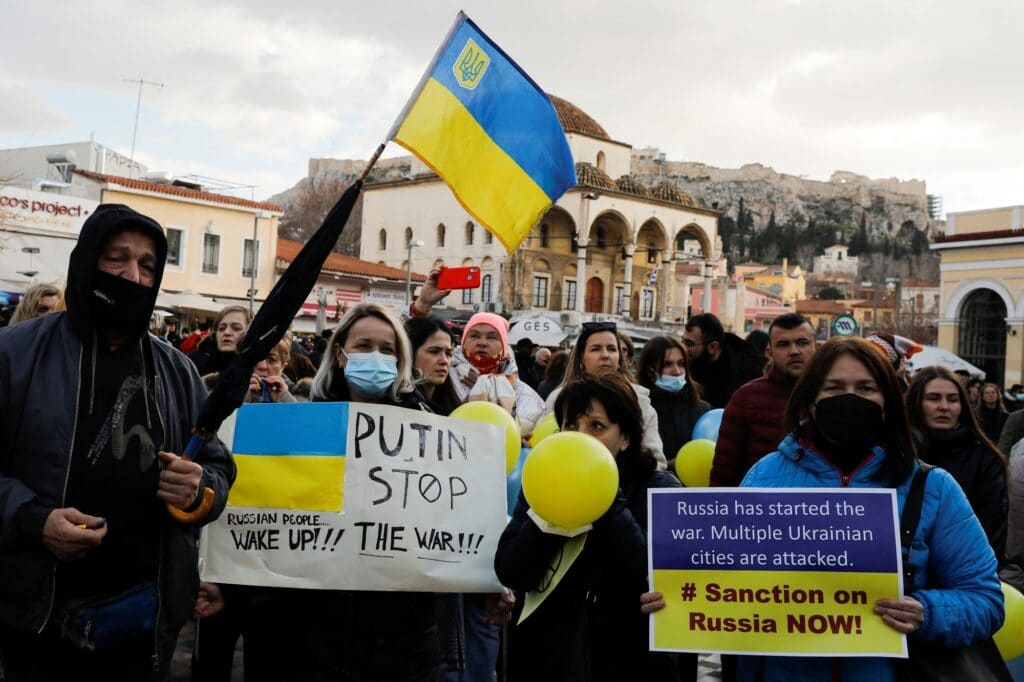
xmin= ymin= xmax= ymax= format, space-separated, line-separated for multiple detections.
xmin=462 ymin=312 xmax=510 ymax=358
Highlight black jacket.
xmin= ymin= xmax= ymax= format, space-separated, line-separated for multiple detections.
xmin=647 ymin=387 xmax=711 ymax=465
xmin=688 ymin=334 xmax=762 ymax=409
xmin=0 ymin=205 xmax=235 ymax=668
xmin=918 ymin=426 xmax=1008 ymax=564
xmin=495 ymin=466 xmax=679 ymax=682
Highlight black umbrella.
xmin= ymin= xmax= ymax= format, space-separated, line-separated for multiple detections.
xmin=168 ymin=149 xmax=381 ymax=523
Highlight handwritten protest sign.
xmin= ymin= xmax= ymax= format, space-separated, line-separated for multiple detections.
xmin=200 ymin=402 xmax=507 ymax=592
xmin=648 ymin=488 xmax=905 ymax=657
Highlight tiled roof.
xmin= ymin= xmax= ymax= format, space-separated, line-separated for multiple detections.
xmin=615 ymin=175 xmax=652 ymax=198
xmin=277 ymin=239 xmax=425 ymax=282
xmin=575 ymin=162 xmax=617 ymax=191
xmin=75 ymin=169 xmax=282 ymax=212
xmin=548 ymin=94 xmax=610 ymax=141
xmin=794 ymin=299 xmax=852 ymax=315
xmin=651 ymin=182 xmax=697 ymax=207
xmin=935 ymin=228 xmax=1023 ymax=243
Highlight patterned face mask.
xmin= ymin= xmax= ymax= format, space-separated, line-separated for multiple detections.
xmin=465 ymin=350 xmax=502 ymax=375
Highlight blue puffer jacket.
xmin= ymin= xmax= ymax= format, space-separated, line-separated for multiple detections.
xmin=737 ymin=434 xmax=1004 ymax=682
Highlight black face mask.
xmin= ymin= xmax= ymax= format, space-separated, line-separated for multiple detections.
xmin=810 ymin=393 xmax=884 ymax=456
xmin=91 ymin=270 xmax=155 ymax=333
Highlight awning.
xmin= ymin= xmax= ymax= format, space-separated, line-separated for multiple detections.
xmin=509 ymin=314 xmax=567 ymax=347
xmin=156 ymin=290 xmax=223 ymax=315
xmin=906 ymin=345 xmax=986 ymax=380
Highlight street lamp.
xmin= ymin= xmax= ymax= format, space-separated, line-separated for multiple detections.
xmin=249 ymin=211 xmax=273 ymax=313
xmin=17 ymin=247 xmax=40 ymax=281
xmin=406 ymin=239 xmax=424 ymax=307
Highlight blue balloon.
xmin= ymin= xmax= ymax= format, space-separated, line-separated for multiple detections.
xmin=506 ymin=446 xmax=530 ymax=516
xmin=692 ymin=409 xmax=724 ymax=443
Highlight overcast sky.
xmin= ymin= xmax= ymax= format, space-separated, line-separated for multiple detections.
xmin=2 ymin=0 xmax=1021 ymax=214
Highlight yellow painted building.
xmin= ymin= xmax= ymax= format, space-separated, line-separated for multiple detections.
xmin=744 ymin=258 xmax=807 ymax=304
xmin=934 ymin=206 xmax=1024 ymax=386
xmin=70 ymin=170 xmax=282 ymax=309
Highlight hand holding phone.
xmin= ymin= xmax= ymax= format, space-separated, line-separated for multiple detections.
xmin=436 ymin=266 xmax=481 ymax=290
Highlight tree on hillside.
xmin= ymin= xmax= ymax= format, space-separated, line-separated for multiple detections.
xmin=816 ymin=286 xmax=845 ymax=300
xmin=849 ymin=212 xmax=870 ymax=256
xmin=278 ymin=174 xmax=363 ymax=256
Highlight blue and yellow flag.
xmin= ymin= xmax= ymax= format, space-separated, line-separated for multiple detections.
xmin=389 ymin=12 xmax=576 ymax=253
xmin=228 ymin=403 xmax=348 ymax=511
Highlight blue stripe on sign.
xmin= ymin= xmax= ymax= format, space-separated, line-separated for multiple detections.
xmin=232 ymin=402 xmax=348 ymax=456
xmin=430 ymin=19 xmax=575 ymax=199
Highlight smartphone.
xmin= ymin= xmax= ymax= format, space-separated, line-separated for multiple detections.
xmin=437 ymin=266 xmax=481 ymax=290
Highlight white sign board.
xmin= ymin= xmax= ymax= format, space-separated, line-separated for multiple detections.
xmin=0 ymin=186 xmax=98 ymax=235
xmin=200 ymin=402 xmax=506 ymax=592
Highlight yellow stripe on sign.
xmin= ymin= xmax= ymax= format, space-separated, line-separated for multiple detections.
xmin=228 ymin=454 xmax=345 ymax=512
xmin=651 ymin=569 xmax=904 ymax=656
xmin=394 ymin=78 xmax=554 ymax=254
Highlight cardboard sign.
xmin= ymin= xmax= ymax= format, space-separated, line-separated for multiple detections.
xmin=200 ymin=402 xmax=507 ymax=592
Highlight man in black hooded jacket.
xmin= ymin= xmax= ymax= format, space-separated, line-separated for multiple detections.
xmin=0 ymin=204 xmax=235 ymax=680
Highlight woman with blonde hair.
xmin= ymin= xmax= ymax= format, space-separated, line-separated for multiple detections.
xmin=8 ymin=283 xmax=63 ymax=326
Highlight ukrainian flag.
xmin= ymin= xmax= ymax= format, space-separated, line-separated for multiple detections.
xmin=228 ymin=403 xmax=348 ymax=512
xmin=390 ymin=12 xmax=576 ymax=253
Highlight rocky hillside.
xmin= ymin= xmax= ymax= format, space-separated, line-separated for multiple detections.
xmin=630 ymin=153 xmax=939 ymax=281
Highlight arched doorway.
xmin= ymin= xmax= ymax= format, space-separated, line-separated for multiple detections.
xmin=585 ymin=277 xmax=604 ymax=313
xmin=957 ymin=289 xmax=1007 ymax=385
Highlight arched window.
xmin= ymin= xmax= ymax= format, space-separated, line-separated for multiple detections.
xmin=465 ymin=221 xmax=475 ymax=246
xmin=436 ymin=223 xmax=446 ymax=247
xmin=404 ymin=227 xmax=413 ymax=248
xmin=378 ymin=229 xmax=387 ymax=251
xmin=647 ymin=240 xmax=658 ymax=264
xmin=958 ymin=289 xmax=1008 ymax=385
xmin=540 ymin=223 xmax=550 ymax=248
xmin=596 ymin=227 xmax=606 ymax=248
xmin=484 ymin=230 xmax=493 ymax=245
xmin=481 ymin=274 xmax=493 ymax=303
xmin=596 ymin=151 xmax=606 ymax=171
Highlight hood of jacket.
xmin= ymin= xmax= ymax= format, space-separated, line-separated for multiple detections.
xmin=65 ymin=203 xmax=167 ymax=342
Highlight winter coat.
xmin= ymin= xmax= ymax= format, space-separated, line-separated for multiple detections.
xmin=544 ymin=383 xmax=667 ymax=470
xmin=738 ymin=434 xmax=1004 ymax=681
xmin=0 ymin=203 xmax=235 ymax=669
xmin=997 ymin=408 xmax=1024 ymax=456
xmin=495 ymin=466 xmax=679 ymax=682
xmin=977 ymin=406 xmax=1008 ymax=446
xmin=1001 ymin=455 xmax=1024 ymax=593
xmin=916 ymin=427 xmax=1008 ymax=563
xmin=647 ymin=386 xmax=710 ymax=464
xmin=688 ymin=335 xmax=763 ymax=409
xmin=710 ymin=368 xmax=796 ymax=487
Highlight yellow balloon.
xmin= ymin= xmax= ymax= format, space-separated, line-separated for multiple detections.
xmin=529 ymin=413 xmax=559 ymax=448
xmin=522 ymin=432 xmax=618 ymax=528
xmin=674 ymin=439 xmax=716 ymax=487
xmin=995 ymin=581 xmax=1024 ymax=661
xmin=450 ymin=401 xmax=521 ymax=474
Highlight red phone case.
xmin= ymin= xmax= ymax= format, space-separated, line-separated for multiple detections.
xmin=437 ymin=266 xmax=481 ymax=289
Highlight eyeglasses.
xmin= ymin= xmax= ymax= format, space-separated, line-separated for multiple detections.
xmin=581 ymin=321 xmax=617 ymax=333
xmin=682 ymin=339 xmax=703 ymax=349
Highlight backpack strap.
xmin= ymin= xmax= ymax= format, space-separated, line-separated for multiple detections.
xmin=900 ymin=462 xmax=933 ymax=587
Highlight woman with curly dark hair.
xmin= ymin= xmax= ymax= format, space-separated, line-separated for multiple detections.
xmin=497 ymin=369 xmax=680 ymax=681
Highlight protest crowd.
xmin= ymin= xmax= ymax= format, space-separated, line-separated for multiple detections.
xmin=2 ymin=14 xmax=1024 ymax=682
xmin=0 ymin=200 xmax=1023 ymax=682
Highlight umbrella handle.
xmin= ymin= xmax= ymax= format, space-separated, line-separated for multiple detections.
xmin=165 ymin=434 xmax=216 ymax=524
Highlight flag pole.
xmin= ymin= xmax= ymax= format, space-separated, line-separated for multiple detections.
xmin=358 ymin=143 xmax=387 ymax=183
xmin=386 ymin=11 xmax=466 ymax=141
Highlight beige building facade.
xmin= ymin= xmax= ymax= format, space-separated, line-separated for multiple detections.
xmin=359 ymin=95 xmax=719 ymax=327
xmin=68 ymin=170 xmax=282 ymax=310
xmin=933 ymin=206 xmax=1024 ymax=387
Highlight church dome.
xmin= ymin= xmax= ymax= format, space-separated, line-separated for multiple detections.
xmin=548 ymin=94 xmax=611 ymax=141
xmin=652 ymin=182 xmax=697 ymax=207
xmin=616 ymin=175 xmax=652 ymax=198
xmin=575 ymin=162 xmax=617 ymax=191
